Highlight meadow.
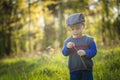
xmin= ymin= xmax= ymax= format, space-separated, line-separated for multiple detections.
xmin=0 ymin=47 xmax=120 ymax=80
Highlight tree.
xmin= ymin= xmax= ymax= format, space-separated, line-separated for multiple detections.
xmin=0 ymin=0 xmax=17 ymax=55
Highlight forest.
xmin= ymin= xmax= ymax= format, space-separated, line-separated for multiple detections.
xmin=0 ymin=0 xmax=120 ymax=80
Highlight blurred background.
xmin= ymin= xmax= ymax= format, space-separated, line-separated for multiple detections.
xmin=0 ymin=0 xmax=120 ymax=80
xmin=0 ymin=0 xmax=120 ymax=56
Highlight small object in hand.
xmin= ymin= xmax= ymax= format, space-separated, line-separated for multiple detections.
xmin=77 ymin=50 xmax=86 ymax=56
xmin=67 ymin=42 xmax=75 ymax=48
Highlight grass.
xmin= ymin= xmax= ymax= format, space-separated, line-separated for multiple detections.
xmin=0 ymin=53 xmax=69 ymax=80
xmin=0 ymin=46 xmax=120 ymax=80
xmin=93 ymin=46 xmax=120 ymax=80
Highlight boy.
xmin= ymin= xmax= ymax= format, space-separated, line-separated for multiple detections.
xmin=62 ymin=13 xmax=97 ymax=80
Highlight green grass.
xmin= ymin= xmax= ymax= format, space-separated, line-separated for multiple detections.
xmin=0 ymin=53 xmax=69 ymax=80
xmin=0 ymin=46 xmax=120 ymax=80
xmin=93 ymin=46 xmax=120 ymax=80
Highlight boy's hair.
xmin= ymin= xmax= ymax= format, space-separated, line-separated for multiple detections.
xmin=66 ymin=13 xmax=85 ymax=27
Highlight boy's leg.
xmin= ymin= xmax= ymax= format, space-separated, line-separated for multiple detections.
xmin=81 ymin=70 xmax=93 ymax=80
xmin=70 ymin=71 xmax=82 ymax=80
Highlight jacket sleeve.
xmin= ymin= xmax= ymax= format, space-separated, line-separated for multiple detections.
xmin=84 ymin=40 xmax=97 ymax=58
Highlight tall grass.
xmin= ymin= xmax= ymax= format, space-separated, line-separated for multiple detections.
xmin=0 ymin=47 xmax=120 ymax=80
xmin=93 ymin=46 xmax=120 ymax=80
xmin=0 ymin=53 xmax=69 ymax=80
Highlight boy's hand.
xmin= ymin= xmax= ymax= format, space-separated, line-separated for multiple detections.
xmin=77 ymin=50 xmax=86 ymax=56
xmin=66 ymin=42 xmax=75 ymax=48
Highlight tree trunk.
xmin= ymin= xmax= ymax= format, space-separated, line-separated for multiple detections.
xmin=58 ymin=2 xmax=63 ymax=47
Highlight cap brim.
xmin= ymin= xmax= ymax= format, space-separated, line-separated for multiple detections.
xmin=66 ymin=22 xmax=84 ymax=27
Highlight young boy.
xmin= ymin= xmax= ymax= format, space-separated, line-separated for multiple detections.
xmin=62 ymin=13 xmax=97 ymax=80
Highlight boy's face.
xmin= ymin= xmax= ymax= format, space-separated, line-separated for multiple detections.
xmin=69 ymin=24 xmax=85 ymax=37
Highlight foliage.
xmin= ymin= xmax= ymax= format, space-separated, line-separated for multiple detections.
xmin=0 ymin=53 xmax=69 ymax=80
xmin=93 ymin=46 xmax=120 ymax=80
xmin=0 ymin=47 xmax=120 ymax=80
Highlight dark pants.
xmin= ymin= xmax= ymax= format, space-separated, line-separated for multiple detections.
xmin=70 ymin=70 xmax=93 ymax=80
